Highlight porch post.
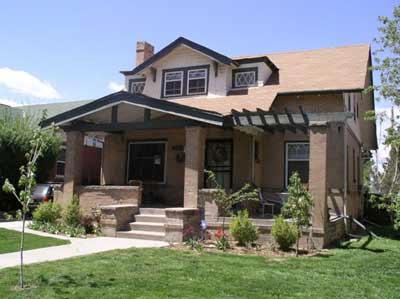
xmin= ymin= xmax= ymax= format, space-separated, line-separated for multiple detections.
xmin=309 ymin=124 xmax=329 ymax=238
xmin=183 ymin=126 xmax=206 ymax=208
xmin=63 ymin=131 xmax=84 ymax=203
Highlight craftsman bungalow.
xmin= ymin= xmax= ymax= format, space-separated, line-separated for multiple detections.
xmin=41 ymin=37 xmax=377 ymax=247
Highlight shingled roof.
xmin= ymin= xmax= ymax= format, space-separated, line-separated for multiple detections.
xmin=169 ymin=44 xmax=371 ymax=115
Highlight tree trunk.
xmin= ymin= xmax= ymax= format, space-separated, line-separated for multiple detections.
xmin=296 ymin=229 xmax=300 ymax=257
xmin=19 ymin=212 xmax=26 ymax=288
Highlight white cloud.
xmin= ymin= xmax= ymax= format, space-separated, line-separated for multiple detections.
xmin=0 ymin=67 xmax=61 ymax=99
xmin=108 ymin=81 xmax=125 ymax=92
xmin=0 ymin=98 xmax=19 ymax=107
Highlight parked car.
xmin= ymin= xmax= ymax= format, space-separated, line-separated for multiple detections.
xmin=29 ymin=184 xmax=54 ymax=209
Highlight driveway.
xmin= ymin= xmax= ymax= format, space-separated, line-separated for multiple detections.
xmin=0 ymin=221 xmax=168 ymax=269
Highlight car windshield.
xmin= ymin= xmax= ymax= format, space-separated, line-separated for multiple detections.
xmin=33 ymin=185 xmax=49 ymax=196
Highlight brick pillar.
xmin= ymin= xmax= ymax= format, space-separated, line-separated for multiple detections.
xmin=184 ymin=127 xmax=206 ymax=208
xmin=309 ymin=124 xmax=329 ymax=234
xmin=63 ymin=131 xmax=84 ymax=203
xmin=101 ymin=134 xmax=126 ymax=185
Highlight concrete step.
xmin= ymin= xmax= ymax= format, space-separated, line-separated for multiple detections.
xmin=139 ymin=208 xmax=166 ymax=216
xmin=135 ymin=214 xmax=166 ymax=224
xmin=116 ymin=230 xmax=165 ymax=241
xmin=130 ymin=222 xmax=165 ymax=233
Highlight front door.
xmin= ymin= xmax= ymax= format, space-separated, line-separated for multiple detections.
xmin=205 ymin=140 xmax=233 ymax=190
xmin=127 ymin=141 xmax=166 ymax=184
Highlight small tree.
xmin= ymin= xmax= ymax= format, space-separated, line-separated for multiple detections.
xmin=364 ymin=5 xmax=400 ymax=229
xmin=205 ymin=170 xmax=259 ymax=247
xmin=2 ymin=116 xmax=56 ymax=288
xmin=282 ymin=172 xmax=313 ymax=256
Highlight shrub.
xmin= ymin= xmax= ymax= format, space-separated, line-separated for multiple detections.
xmin=271 ymin=215 xmax=298 ymax=251
xmin=32 ymin=202 xmax=62 ymax=224
xmin=215 ymin=227 xmax=230 ymax=251
xmin=229 ymin=210 xmax=258 ymax=246
xmin=63 ymin=196 xmax=82 ymax=227
xmin=81 ymin=215 xmax=101 ymax=235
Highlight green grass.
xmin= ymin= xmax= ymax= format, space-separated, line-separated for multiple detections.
xmin=0 ymin=228 xmax=399 ymax=299
xmin=0 ymin=228 xmax=69 ymax=254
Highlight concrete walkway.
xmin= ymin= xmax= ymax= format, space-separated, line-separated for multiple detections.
xmin=0 ymin=221 xmax=168 ymax=269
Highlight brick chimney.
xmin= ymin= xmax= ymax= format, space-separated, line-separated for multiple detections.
xmin=136 ymin=41 xmax=154 ymax=66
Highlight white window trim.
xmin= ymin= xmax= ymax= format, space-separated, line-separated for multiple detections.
xmin=126 ymin=141 xmax=168 ymax=185
xmin=163 ymin=71 xmax=183 ymax=97
xmin=234 ymin=70 xmax=256 ymax=88
xmin=187 ymin=68 xmax=208 ymax=95
xmin=285 ymin=142 xmax=309 ymax=188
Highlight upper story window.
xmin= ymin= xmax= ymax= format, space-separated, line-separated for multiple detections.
xmin=164 ymin=71 xmax=183 ymax=97
xmin=187 ymin=69 xmax=207 ymax=95
xmin=162 ymin=65 xmax=209 ymax=98
xmin=232 ymin=67 xmax=258 ymax=88
xmin=129 ymin=78 xmax=146 ymax=94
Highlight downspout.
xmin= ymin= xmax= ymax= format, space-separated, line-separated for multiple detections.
xmin=251 ymin=136 xmax=255 ymax=183
xmin=343 ymin=122 xmax=349 ymax=234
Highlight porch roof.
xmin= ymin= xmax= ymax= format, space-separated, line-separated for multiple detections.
xmin=40 ymin=91 xmax=225 ymax=128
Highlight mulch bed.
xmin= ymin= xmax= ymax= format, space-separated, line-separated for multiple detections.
xmin=169 ymin=240 xmax=325 ymax=258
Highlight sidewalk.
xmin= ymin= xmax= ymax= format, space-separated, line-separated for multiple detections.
xmin=0 ymin=221 xmax=168 ymax=269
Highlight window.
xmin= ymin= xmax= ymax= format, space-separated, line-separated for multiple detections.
xmin=187 ymin=69 xmax=207 ymax=95
xmin=55 ymin=147 xmax=66 ymax=177
xmin=129 ymin=79 xmax=146 ymax=94
xmin=164 ymin=71 xmax=183 ymax=97
xmin=285 ymin=142 xmax=309 ymax=187
xmin=232 ymin=67 xmax=258 ymax=88
xmin=205 ymin=140 xmax=233 ymax=189
xmin=127 ymin=141 xmax=166 ymax=183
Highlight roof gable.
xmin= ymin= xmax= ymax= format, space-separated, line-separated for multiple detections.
xmin=121 ymin=37 xmax=236 ymax=76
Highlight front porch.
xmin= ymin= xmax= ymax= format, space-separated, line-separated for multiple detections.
xmin=47 ymin=92 xmax=352 ymax=247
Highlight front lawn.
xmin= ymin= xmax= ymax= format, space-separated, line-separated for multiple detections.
xmin=0 ymin=228 xmax=69 ymax=254
xmin=0 ymin=228 xmax=399 ymax=298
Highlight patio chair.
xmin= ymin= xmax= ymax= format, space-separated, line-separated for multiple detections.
xmin=259 ymin=190 xmax=275 ymax=217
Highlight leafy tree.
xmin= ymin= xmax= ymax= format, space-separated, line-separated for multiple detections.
xmin=365 ymin=5 xmax=400 ymax=229
xmin=0 ymin=110 xmax=61 ymax=211
xmin=282 ymin=172 xmax=313 ymax=256
xmin=2 ymin=113 xmax=57 ymax=288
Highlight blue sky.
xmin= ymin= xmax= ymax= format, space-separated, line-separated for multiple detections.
xmin=0 ymin=0 xmax=397 ymax=106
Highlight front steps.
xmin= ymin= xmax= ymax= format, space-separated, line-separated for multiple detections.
xmin=116 ymin=208 xmax=166 ymax=241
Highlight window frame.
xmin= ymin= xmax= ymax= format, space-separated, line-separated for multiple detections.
xmin=126 ymin=140 xmax=168 ymax=184
xmin=129 ymin=78 xmax=146 ymax=94
xmin=232 ymin=67 xmax=258 ymax=88
xmin=161 ymin=65 xmax=210 ymax=98
xmin=163 ymin=70 xmax=184 ymax=97
xmin=187 ymin=68 xmax=208 ymax=95
xmin=284 ymin=142 xmax=310 ymax=188
xmin=55 ymin=145 xmax=66 ymax=179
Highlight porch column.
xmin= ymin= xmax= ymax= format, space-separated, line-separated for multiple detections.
xmin=101 ymin=134 xmax=126 ymax=185
xmin=309 ymin=124 xmax=329 ymax=234
xmin=63 ymin=131 xmax=84 ymax=203
xmin=184 ymin=126 xmax=206 ymax=208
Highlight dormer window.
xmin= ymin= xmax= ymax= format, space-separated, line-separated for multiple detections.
xmin=187 ymin=69 xmax=207 ymax=95
xmin=129 ymin=78 xmax=146 ymax=94
xmin=164 ymin=71 xmax=183 ymax=97
xmin=232 ymin=67 xmax=258 ymax=88
xmin=161 ymin=65 xmax=210 ymax=98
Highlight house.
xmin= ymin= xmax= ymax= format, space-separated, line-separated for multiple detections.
xmin=40 ymin=37 xmax=377 ymax=248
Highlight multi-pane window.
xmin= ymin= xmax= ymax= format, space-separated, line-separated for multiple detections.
xmin=55 ymin=147 xmax=66 ymax=177
xmin=187 ymin=69 xmax=207 ymax=94
xmin=285 ymin=142 xmax=310 ymax=187
xmin=164 ymin=71 xmax=183 ymax=97
xmin=131 ymin=81 xmax=145 ymax=94
xmin=233 ymin=67 xmax=258 ymax=88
